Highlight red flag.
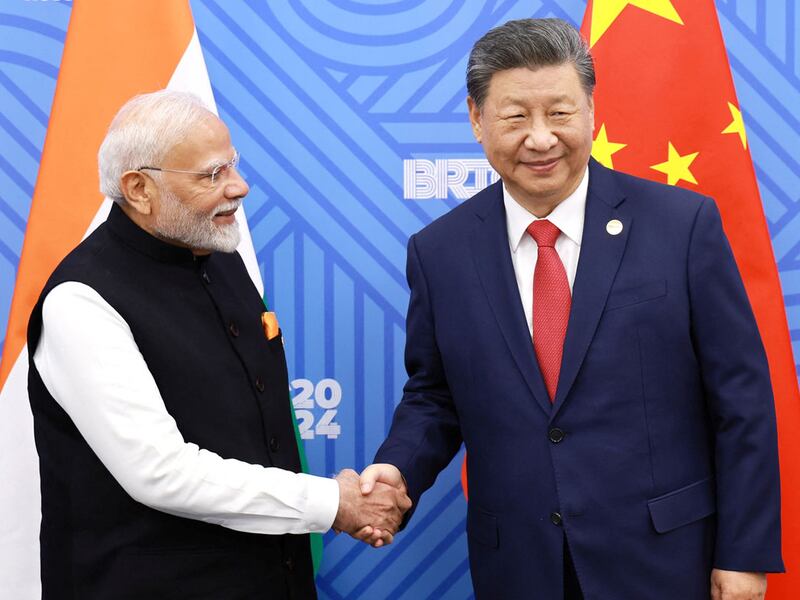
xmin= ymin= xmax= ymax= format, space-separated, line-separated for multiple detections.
xmin=581 ymin=1 xmax=800 ymax=594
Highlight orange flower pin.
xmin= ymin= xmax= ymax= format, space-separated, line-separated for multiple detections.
xmin=261 ymin=311 xmax=280 ymax=340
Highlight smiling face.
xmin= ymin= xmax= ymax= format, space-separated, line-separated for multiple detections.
xmin=468 ymin=63 xmax=594 ymax=216
xmin=150 ymin=113 xmax=249 ymax=254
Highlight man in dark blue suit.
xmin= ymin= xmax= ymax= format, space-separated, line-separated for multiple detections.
xmin=358 ymin=18 xmax=783 ymax=600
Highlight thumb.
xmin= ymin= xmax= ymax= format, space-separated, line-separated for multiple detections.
xmin=360 ymin=465 xmax=381 ymax=494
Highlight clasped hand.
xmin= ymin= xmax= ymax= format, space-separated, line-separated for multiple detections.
xmin=332 ymin=464 xmax=412 ymax=548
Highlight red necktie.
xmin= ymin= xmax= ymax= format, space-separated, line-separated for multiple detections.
xmin=527 ymin=220 xmax=571 ymax=402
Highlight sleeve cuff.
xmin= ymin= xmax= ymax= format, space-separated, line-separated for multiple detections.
xmin=297 ymin=473 xmax=339 ymax=533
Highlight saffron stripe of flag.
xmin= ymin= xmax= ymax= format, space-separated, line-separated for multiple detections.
xmin=0 ymin=2 xmax=318 ymax=595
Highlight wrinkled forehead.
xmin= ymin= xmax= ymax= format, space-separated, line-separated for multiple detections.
xmin=165 ymin=114 xmax=234 ymax=168
xmin=486 ymin=63 xmax=593 ymax=103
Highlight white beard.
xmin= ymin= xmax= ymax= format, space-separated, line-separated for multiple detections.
xmin=153 ymin=188 xmax=241 ymax=253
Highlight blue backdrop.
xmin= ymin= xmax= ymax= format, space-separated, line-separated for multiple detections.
xmin=2 ymin=1 xmax=799 ymax=598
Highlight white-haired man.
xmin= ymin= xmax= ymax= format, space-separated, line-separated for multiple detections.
xmin=28 ymin=90 xmax=410 ymax=599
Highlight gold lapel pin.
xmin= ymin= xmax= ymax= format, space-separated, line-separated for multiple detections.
xmin=606 ymin=219 xmax=623 ymax=236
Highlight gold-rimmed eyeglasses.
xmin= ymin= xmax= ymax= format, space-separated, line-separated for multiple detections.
xmin=139 ymin=151 xmax=240 ymax=187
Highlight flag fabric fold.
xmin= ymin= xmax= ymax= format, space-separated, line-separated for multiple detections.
xmin=581 ymin=1 xmax=800 ymax=595
xmin=0 ymin=2 xmax=292 ymax=596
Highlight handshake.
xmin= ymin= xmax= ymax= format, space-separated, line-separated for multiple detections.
xmin=332 ymin=463 xmax=413 ymax=548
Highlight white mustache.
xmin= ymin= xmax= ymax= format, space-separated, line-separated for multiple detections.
xmin=214 ymin=201 xmax=241 ymax=216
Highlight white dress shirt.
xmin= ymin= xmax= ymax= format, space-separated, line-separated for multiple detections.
xmin=503 ymin=167 xmax=589 ymax=336
xmin=33 ymin=281 xmax=339 ymax=535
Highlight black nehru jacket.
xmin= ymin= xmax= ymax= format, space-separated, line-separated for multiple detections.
xmin=28 ymin=203 xmax=317 ymax=599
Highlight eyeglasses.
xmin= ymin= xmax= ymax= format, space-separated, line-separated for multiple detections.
xmin=139 ymin=151 xmax=240 ymax=187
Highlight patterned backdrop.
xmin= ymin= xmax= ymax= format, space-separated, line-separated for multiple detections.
xmin=1 ymin=1 xmax=798 ymax=598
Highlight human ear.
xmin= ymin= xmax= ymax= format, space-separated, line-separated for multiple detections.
xmin=467 ymin=96 xmax=482 ymax=143
xmin=119 ymin=171 xmax=153 ymax=216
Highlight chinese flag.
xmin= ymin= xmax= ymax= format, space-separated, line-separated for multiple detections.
xmin=580 ymin=0 xmax=799 ymax=594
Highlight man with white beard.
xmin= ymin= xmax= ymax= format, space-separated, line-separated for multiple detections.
xmin=26 ymin=90 xmax=410 ymax=599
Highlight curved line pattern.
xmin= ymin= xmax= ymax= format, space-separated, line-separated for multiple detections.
xmin=290 ymin=0 xmax=465 ymax=46
xmin=0 ymin=234 xmax=20 ymax=267
xmin=0 ymin=13 xmax=67 ymax=41
xmin=3 ymin=3 xmax=799 ymax=600
xmin=0 ymin=154 xmax=34 ymax=204
xmin=211 ymin=77 xmax=409 ymax=289
xmin=0 ymin=51 xmax=59 ymax=80
xmin=0 ymin=69 xmax=52 ymax=127
xmin=255 ymin=0 xmax=488 ymax=70
xmin=0 ymin=7 xmax=67 ymax=364
xmin=328 ymin=0 xmax=428 ymax=16
xmin=200 ymin=1 xmax=435 ymax=232
xmin=0 ymin=111 xmax=41 ymax=162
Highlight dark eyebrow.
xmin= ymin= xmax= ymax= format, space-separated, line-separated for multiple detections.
xmin=498 ymin=93 xmax=576 ymax=107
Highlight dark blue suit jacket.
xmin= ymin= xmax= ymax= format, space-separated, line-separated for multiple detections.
xmin=375 ymin=159 xmax=783 ymax=599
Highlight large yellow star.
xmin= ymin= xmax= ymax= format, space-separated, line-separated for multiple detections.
xmin=721 ymin=101 xmax=747 ymax=149
xmin=650 ymin=142 xmax=699 ymax=185
xmin=592 ymin=123 xmax=627 ymax=169
xmin=590 ymin=0 xmax=683 ymax=47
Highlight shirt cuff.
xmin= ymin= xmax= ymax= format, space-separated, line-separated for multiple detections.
xmin=298 ymin=473 xmax=339 ymax=532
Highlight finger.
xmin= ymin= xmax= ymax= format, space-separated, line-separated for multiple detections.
xmin=366 ymin=528 xmax=385 ymax=545
xmin=359 ymin=465 xmax=382 ymax=494
xmin=352 ymin=525 xmax=374 ymax=542
xmin=399 ymin=493 xmax=413 ymax=512
xmin=371 ymin=530 xmax=393 ymax=547
xmin=361 ymin=463 xmax=405 ymax=494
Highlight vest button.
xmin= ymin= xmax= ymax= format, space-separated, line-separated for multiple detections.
xmin=270 ymin=437 xmax=280 ymax=452
xmin=550 ymin=512 xmax=563 ymax=526
xmin=548 ymin=428 xmax=565 ymax=443
xmin=229 ymin=322 xmax=239 ymax=337
xmin=201 ymin=271 xmax=211 ymax=284
xmin=255 ymin=376 xmax=265 ymax=392
xmin=284 ymin=557 xmax=294 ymax=571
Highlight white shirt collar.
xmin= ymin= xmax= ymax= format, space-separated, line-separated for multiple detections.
xmin=503 ymin=166 xmax=589 ymax=253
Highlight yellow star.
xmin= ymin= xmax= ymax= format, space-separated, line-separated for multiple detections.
xmin=592 ymin=123 xmax=627 ymax=169
xmin=721 ymin=101 xmax=747 ymax=149
xmin=590 ymin=0 xmax=683 ymax=47
xmin=650 ymin=142 xmax=699 ymax=186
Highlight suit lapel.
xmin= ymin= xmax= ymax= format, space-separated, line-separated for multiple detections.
xmin=470 ymin=183 xmax=552 ymax=416
xmin=551 ymin=160 xmax=631 ymax=419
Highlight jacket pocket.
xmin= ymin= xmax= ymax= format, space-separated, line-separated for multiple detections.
xmin=265 ymin=329 xmax=284 ymax=353
xmin=605 ymin=280 xmax=667 ymax=312
xmin=647 ymin=476 xmax=716 ymax=533
xmin=467 ymin=507 xmax=498 ymax=549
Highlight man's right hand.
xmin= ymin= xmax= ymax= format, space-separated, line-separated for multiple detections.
xmin=332 ymin=468 xmax=411 ymax=546
xmin=351 ymin=463 xmax=410 ymax=548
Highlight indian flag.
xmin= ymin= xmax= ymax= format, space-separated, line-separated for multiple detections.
xmin=0 ymin=2 xmax=315 ymax=596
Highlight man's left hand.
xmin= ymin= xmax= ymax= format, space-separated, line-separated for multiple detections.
xmin=710 ymin=569 xmax=766 ymax=600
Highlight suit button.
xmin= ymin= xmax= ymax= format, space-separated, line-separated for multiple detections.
xmin=255 ymin=376 xmax=265 ymax=392
xmin=228 ymin=322 xmax=239 ymax=337
xmin=284 ymin=557 xmax=294 ymax=571
xmin=201 ymin=271 xmax=211 ymax=284
xmin=270 ymin=437 xmax=280 ymax=452
xmin=550 ymin=512 xmax=562 ymax=526
xmin=548 ymin=428 xmax=565 ymax=443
